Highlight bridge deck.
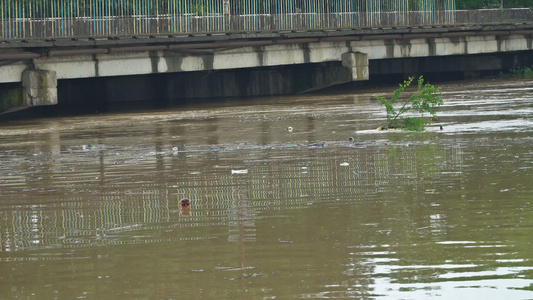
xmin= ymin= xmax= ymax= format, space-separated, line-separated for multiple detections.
xmin=1 ymin=21 xmax=533 ymax=60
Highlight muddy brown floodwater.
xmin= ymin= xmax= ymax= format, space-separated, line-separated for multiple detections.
xmin=0 ymin=78 xmax=532 ymax=299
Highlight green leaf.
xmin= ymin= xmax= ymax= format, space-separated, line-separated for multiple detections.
xmin=374 ymin=76 xmax=443 ymax=131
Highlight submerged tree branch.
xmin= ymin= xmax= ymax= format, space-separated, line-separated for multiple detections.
xmin=375 ymin=76 xmax=443 ymax=131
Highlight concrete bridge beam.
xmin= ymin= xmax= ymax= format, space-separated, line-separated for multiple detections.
xmin=0 ymin=33 xmax=531 ymax=84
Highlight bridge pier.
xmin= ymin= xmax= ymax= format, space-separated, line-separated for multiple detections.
xmin=22 ymin=70 xmax=58 ymax=107
xmin=342 ymin=52 xmax=369 ymax=81
xmin=0 ymin=70 xmax=57 ymax=113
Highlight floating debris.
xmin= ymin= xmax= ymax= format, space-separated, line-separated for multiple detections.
xmin=180 ymin=198 xmax=190 ymax=208
xmin=231 ymin=169 xmax=248 ymax=174
xmin=307 ymin=143 xmax=324 ymax=148
xmin=180 ymin=208 xmax=191 ymax=217
xmin=180 ymin=198 xmax=191 ymax=217
xmin=340 ymin=162 xmax=349 ymax=166
xmin=107 ymin=224 xmax=142 ymax=232
xmin=172 ymin=146 xmax=179 ymax=155
xmin=82 ymin=144 xmax=95 ymax=151
xmin=306 ymin=113 xmax=319 ymax=120
xmin=287 ymin=126 xmax=294 ymax=133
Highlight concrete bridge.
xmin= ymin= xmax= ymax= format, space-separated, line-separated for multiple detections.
xmin=1 ymin=7 xmax=533 ymax=113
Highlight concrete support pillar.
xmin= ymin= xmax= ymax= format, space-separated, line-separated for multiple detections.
xmin=342 ymin=52 xmax=369 ymax=81
xmin=22 ymin=69 xmax=58 ymax=107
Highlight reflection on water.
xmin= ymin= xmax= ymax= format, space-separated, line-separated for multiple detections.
xmin=0 ymin=142 xmax=464 ymax=252
xmin=0 ymin=78 xmax=532 ymax=299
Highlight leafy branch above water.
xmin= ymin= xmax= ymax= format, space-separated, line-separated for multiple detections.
xmin=375 ymin=76 xmax=443 ymax=131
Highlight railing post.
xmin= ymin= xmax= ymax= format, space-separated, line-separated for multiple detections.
xmin=223 ymin=0 xmax=231 ymax=15
xmin=223 ymin=0 xmax=231 ymax=31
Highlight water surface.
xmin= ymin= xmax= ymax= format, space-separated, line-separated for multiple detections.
xmin=0 ymin=78 xmax=532 ymax=299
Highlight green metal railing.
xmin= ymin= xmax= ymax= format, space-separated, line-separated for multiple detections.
xmin=1 ymin=0 xmax=457 ymax=40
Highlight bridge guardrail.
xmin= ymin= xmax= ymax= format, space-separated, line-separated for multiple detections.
xmin=456 ymin=8 xmax=533 ymax=25
xmin=1 ymin=7 xmax=532 ymax=41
